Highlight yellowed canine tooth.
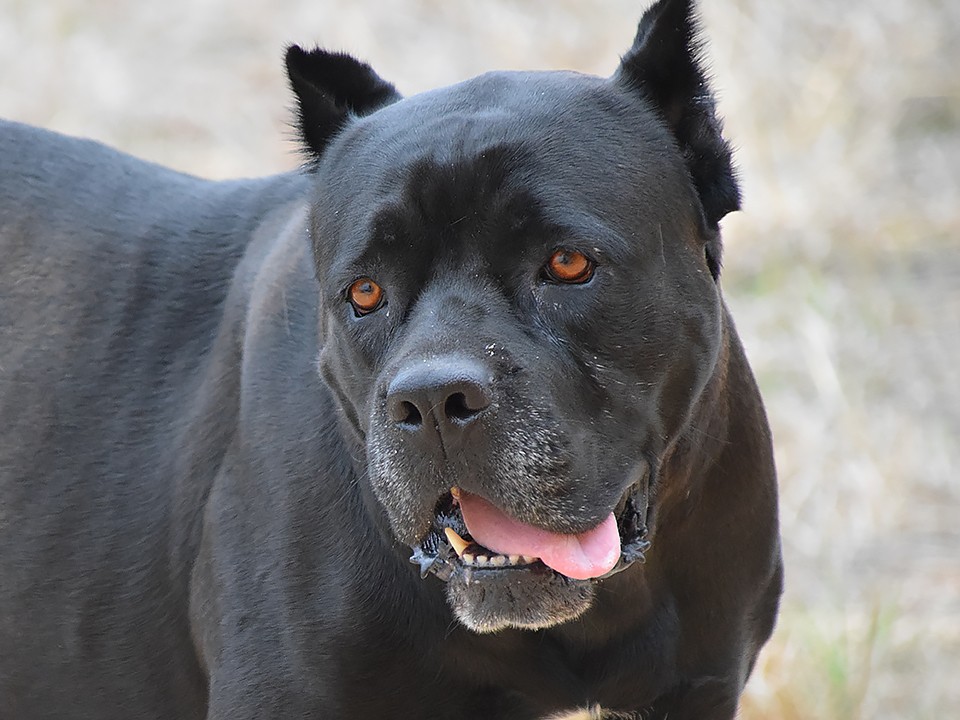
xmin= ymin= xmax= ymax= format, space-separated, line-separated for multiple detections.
xmin=450 ymin=487 xmax=462 ymax=499
xmin=444 ymin=527 xmax=470 ymax=557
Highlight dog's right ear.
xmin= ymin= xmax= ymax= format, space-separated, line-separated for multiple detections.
xmin=285 ymin=46 xmax=401 ymax=162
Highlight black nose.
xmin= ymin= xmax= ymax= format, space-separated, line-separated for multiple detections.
xmin=386 ymin=358 xmax=492 ymax=445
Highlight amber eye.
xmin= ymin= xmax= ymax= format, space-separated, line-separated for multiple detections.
xmin=544 ymin=249 xmax=594 ymax=284
xmin=347 ymin=277 xmax=385 ymax=315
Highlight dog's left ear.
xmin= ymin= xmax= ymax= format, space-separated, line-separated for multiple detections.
xmin=616 ymin=0 xmax=738 ymax=278
xmin=286 ymin=45 xmax=402 ymax=163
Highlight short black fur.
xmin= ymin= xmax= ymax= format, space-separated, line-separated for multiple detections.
xmin=0 ymin=1 xmax=780 ymax=718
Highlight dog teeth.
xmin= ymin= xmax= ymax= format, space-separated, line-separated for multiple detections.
xmin=458 ymin=552 xmax=541 ymax=567
xmin=444 ymin=528 xmax=470 ymax=557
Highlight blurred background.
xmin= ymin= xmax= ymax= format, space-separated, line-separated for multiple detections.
xmin=1 ymin=0 xmax=957 ymax=717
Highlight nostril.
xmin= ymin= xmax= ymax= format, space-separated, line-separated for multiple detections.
xmin=387 ymin=359 xmax=492 ymax=432
xmin=444 ymin=391 xmax=486 ymax=423
xmin=445 ymin=392 xmax=471 ymax=422
xmin=398 ymin=400 xmax=422 ymax=428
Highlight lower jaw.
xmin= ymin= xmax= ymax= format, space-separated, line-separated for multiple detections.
xmin=408 ymin=480 xmax=651 ymax=632
xmin=445 ymin=562 xmax=597 ymax=633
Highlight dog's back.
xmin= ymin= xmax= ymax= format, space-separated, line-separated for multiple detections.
xmin=0 ymin=120 xmax=305 ymax=718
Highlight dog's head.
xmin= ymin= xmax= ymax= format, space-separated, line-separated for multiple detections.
xmin=288 ymin=0 xmax=738 ymax=633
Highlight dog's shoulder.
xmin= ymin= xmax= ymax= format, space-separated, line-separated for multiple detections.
xmin=0 ymin=120 xmax=312 ymax=530
xmin=0 ymin=119 xmax=308 ymax=351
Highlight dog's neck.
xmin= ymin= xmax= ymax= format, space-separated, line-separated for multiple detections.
xmin=655 ymin=303 xmax=737 ymax=521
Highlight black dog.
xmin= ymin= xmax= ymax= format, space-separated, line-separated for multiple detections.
xmin=0 ymin=0 xmax=782 ymax=717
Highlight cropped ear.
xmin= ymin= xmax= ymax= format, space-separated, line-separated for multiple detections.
xmin=285 ymin=45 xmax=402 ymax=162
xmin=615 ymin=0 xmax=739 ymax=277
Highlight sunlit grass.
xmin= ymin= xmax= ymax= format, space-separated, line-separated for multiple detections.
xmin=742 ymin=604 xmax=892 ymax=720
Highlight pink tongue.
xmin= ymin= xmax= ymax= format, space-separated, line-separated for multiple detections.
xmin=457 ymin=491 xmax=620 ymax=580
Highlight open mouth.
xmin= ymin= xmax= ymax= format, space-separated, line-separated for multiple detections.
xmin=410 ymin=481 xmax=652 ymax=584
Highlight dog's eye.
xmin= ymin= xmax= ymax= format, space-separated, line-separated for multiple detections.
xmin=347 ymin=277 xmax=385 ymax=315
xmin=543 ymin=249 xmax=594 ymax=284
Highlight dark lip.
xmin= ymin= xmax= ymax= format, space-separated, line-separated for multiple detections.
xmin=409 ymin=477 xmax=651 ymax=582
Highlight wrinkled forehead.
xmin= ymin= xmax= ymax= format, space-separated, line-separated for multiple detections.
xmin=312 ymin=69 xmax=698 ymax=270
xmin=330 ymin=70 xmax=619 ymax=155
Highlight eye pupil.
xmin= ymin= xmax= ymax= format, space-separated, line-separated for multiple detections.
xmin=348 ymin=277 xmax=384 ymax=315
xmin=546 ymin=249 xmax=593 ymax=283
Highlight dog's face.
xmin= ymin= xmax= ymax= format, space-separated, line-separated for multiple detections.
xmin=288 ymin=0 xmax=740 ymax=632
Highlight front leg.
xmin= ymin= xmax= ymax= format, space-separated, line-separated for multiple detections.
xmin=547 ymin=677 xmax=739 ymax=720
xmin=545 ymin=707 xmax=639 ymax=720
xmin=643 ymin=677 xmax=739 ymax=720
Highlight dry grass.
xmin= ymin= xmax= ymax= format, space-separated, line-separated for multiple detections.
xmin=1 ymin=0 xmax=957 ymax=717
